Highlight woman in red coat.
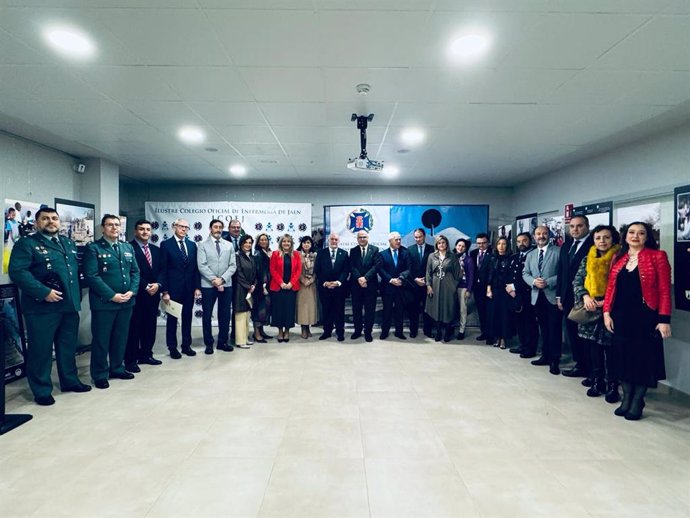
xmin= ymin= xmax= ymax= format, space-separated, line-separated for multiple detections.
xmin=269 ymin=234 xmax=302 ymax=342
xmin=603 ymin=222 xmax=672 ymax=421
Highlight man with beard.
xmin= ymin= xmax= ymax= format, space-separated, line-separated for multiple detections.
xmin=9 ymin=207 xmax=90 ymax=405
xmin=508 ymin=232 xmax=538 ymax=358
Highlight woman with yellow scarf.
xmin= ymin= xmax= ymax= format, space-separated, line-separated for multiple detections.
xmin=572 ymin=225 xmax=621 ymax=401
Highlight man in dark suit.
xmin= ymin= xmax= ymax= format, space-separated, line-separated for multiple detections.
xmin=470 ymin=232 xmax=493 ymax=343
xmin=508 ymin=232 xmax=538 ymax=358
xmin=378 ymin=231 xmax=411 ymax=340
xmin=125 ymin=219 xmax=163 ymax=373
xmin=522 ymin=225 xmax=562 ymax=375
xmin=84 ymin=214 xmax=140 ymax=389
xmin=557 ymin=215 xmax=593 ymax=378
xmin=9 ymin=207 xmax=91 ymax=405
xmin=314 ymin=233 xmax=350 ymax=341
xmin=349 ymin=230 xmax=381 ymax=342
xmin=160 ymin=218 xmax=201 ymax=359
xmin=407 ymin=228 xmax=434 ymax=338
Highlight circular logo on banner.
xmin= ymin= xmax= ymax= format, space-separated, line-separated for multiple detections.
xmin=347 ymin=208 xmax=374 ymax=233
xmin=255 ymin=222 xmax=263 ymax=231
xmin=277 ymin=223 xmax=285 ymax=231
xmin=194 ymin=222 xmax=202 ymax=230
xmin=151 ymin=234 xmax=159 ymax=243
xmin=298 ymin=223 xmax=307 ymax=232
xmin=151 ymin=221 xmax=159 ymax=230
xmin=194 ymin=234 xmax=202 ymax=242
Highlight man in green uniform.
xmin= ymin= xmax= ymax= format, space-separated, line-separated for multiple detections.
xmin=8 ymin=207 xmax=91 ymax=406
xmin=83 ymin=214 xmax=139 ymax=389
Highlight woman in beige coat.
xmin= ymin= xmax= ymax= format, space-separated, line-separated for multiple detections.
xmin=296 ymin=236 xmax=318 ymax=339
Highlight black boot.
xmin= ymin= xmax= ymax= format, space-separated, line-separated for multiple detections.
xmin=625 ymin=385 xmax=647 ymax=421
xmin=586 ymin=378 xmax=606 ymax=397
xmin=435 ymin=323 xmax=443 ymax=342
xmin=443 ymin=324 xmax=453 ymax=343
xmin=614 ymin=382 xmax=633 ymax=416
xmin=581 ymin=377 xmax=594 ymax=387
xmin=604 ymin=381 xmax=620 ymax=404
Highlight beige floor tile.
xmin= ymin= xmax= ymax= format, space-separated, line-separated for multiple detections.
xmin=192 ymin=416 xmax=288 ymax=458
xmin=278 ymin=417 xmax=363 ymax=459
xmin=361 ymin=418 xmax=448 ymax=460
xmin=258 ymin=458 xmax=369 ymax=517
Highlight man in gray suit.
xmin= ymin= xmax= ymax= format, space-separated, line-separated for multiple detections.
xmin=197 ymin=219 xmax=237 ymax=354
xmin=522 ymin=225 xmax=562 ymax=375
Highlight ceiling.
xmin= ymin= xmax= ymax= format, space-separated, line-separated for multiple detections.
xmin=0 ymin=0 xmax=689 ymax=186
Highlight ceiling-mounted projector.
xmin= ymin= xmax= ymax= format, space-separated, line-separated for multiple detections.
xmin=347 ymin=113 xmax=384 ymax=172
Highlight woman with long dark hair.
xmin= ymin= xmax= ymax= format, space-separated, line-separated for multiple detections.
xmin=453 ymin=238 xmax=474 ymax=340
xmin=604 ymin=222 xmax=671 ymax=420
xmin=234 ymin=235 xmax=257 ymax=349
xmin=572 ymin=225 xmax=620 ymax=400
xmin=252 ymin=233 xmax=272 ymax=342
xmin=486 ymin=236 xmax=514 ymax=349
xmin=296 ymin=235 xmax=318 ymax=339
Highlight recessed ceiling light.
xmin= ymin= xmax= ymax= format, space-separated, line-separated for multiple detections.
xmin=448 ymin=28 xmax=492 ymax=64
xmin=400 ymin=128 xmax=426 ymax=146
xmin=43 ymin=25 xmax=96 ymax=60
xmin=204 ymin=147 xmax=218 ymax=152
xmin=177 ymin=126 xmax=205 ymax=145
xmin=382 ymin=165 xmax=399 ymax=179
xmin=229 ymin=164 xmax=247 ymax=177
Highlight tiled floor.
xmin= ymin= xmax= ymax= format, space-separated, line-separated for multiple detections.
xmin=2 ymin=328 xmax=690 ymax=518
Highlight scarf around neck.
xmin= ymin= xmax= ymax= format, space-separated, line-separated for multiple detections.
xmin=584 ymin=244 xmax=620 ymax=298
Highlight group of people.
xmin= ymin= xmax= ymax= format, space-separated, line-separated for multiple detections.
xmin=9 ymin=209 xmax=672 ymax=421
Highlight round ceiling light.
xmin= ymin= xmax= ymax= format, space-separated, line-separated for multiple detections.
xmin=382 ymin=164 xmax=399 ymax=179
xmin=177 ymin=126 xmax=205 ymax=145
xmin=448 ymin=29 xmax=492 ymax=64
xmin=400 ymin=128 xmax=426 ymax=146
xmin=43 ymin=26 xmax=96 ymax=60
xmin=229 ymin=164 xmax=247 ymax=177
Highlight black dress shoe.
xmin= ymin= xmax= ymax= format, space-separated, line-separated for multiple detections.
xmin=520 ymin=352 xmax=537 ymax=359
xmin=457 ymin=332 xmax=465 ymax=340
xmin=217 ymin=344 xmax=234 ymax=352
xmin=531 ymin=357 xmax=549 ymax=366
xmin=365 ymin=334 xmax=373 ymax=342
xmin=476 ymin=334 xmax=487 ymax=341
xmin=562 ymin=367 xmax=587 ymax=378
xmin=394 ymin=333 xmax=407 ymax=340
xmin=549 ymin=363 xmax=561 ymax=375
xmin=486 ymin=338 xmax=496 ymax=346
xmin=125 ymin=363 xmax=141 ymax=373
xmin=139 ymin=357 xmax=162 ymax=366
xmin=380 ymin=332 xmax=389 ymax=340
xmin=61 ymin=383 xmax=91 ymax=393
xmin=350 ymin=332 xmax=362 ymax=340
xmin=337 ymin=335 xmax=345 ymax=342
xmin=424 ymin=331 xmax=434 ymax=338
xmin=205 ymin=345 xmax=214 ymax=355
xmin=509 ymin=347 xmax=522 ymax=354
xmin=254 ymin=338 xmax=268 ymax=343
xmin=409 ymin=332 xmax=418 ymax=338
xmin=181 ymin=347 xmax=197 ymax=356
xmin=169 ymin=348 xmax=182 ymax=359
xmin=35 ymin=395 xmax=56 ymax=406
xmin=109 ymin=371 xmax=135 ymax=380
xmin=94 ymin=379 xmax=110 ymax=389
xmin=581 ymin=377 xmax=594 ymax=387
xmin=318 ymin=333 xmax=332 ymax=341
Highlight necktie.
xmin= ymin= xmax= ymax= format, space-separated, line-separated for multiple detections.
xmin=215 ymin=240 xmax=221 ymax=256
xmin=112 ymin=243 xmax=119 ymax=257
xmin=393 ymin=249 xmax=398 ymax=267
xmin=538 ymin=248 xmax=544 ymax=273
xmin=478 ymin=251 xmax=484 ymax=266
xmin=143 ymin=244 xmax=152 ymax=267
xmin=418 ymin=245 xmax=423 ymax=257
xmin=51 ymin=236 xmax=64 ymax=252
xmin=331 ymin=249 xmax=336 ymax=266
xmin=233 ymin=237 xmax=238 ymax=250
xmin=568 ymin=240 xmax=579 ymax=259
xmin=361 ymin=246 xmax=366 ymax=258
xmin=179 ymin=240 xmax=188 ymax=263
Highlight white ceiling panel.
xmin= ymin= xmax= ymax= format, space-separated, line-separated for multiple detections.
xmin=216 ymin=125 xmax=277 ymax=144
xmin=239 ymin=68 xmax=326 ymax=102
xmin=271 ymin=126 xmax=330 ymax=144
xmin=207 ymin=10 xmax=320 ymax=67
xmin=322 ymin=67 xmax=410 ymax=103
xmin=71 ymin=66 xmax=179 ymax=101
xmin=592 ymin=15 xmax=690 ymax=71
xmin=433 ymin=0 xmax=549 ymax=11
xmin=233 ymin=142 xmax=286 ymax=156
xmin=548 ymin=0 xmax=671 ymax=14
xmin=0 ymin=29 xmax=49 ymax=65
xmin=187 ymin=102 xmax=265 ymax=126
xmin=198 ymin=0 xmax=314 ymax=9
xmin=260 ymin=102 xmax=328 ymax=126
xmin=0 ymin=99 xmax=142 ymax=126
xmin=620 ymin=71 xmax=690 ymax=105
xmin=121 ymin=100 xmax=206 ymax=127
xmin=162 ymin=67 xmax=254 ymax=102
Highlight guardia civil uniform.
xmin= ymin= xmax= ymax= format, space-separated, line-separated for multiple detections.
xmin=83 ymin=237 xmax=140 ymax=382
xmin=8 ymin=232 xmax=84 ymax=398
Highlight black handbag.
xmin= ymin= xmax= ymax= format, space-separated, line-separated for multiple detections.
xmin=567 ymin=302 xmax=602 ymax=324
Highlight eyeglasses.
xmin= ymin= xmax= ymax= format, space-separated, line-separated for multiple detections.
xmin=175 ymin=224 xmax=190 ymax=229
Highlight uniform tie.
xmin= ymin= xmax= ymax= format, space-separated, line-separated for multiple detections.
xmin=51 ymin=236 xmax=64 ymax=252
xmin=569 ymin=239 xmax=580 ymax=259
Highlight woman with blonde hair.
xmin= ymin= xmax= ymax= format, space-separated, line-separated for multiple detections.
xmin=425 ymin=234 xmax=463 ymax=342
xmin=269 ymin=233 xmax=302 ymax=342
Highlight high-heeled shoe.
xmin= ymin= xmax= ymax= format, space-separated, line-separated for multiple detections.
xmin=253 ymin=335 xmax=267 ymax=344
xmin=260 ymin=329 xmax=274 ymax=339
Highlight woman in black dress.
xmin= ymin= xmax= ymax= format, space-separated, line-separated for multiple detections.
xmin=269 ymin=234 xmax=302 ymax=342
xmin=252 ymin=233 xmax=272 ymax=342
xmin=234 ymin=235 xmax=257 ymax=349
xmin=604 ymin=222 xmax=672 ymax=420
xmin=486 ymin=237 xmax=514 ymax=349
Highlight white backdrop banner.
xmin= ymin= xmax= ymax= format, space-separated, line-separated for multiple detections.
xmin=145 ymin=201 xmax=311 ymax=326
xmin=325 ymin=205 xmax=392 ymax=250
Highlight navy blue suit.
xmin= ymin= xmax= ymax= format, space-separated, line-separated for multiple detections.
xmin=160 ymin=236 xmax=201 ymax=350
xmin=126 ymin=240 xmax=163 ymax=364
xmin=378 ymin=247 xmax=411 ymax=336
xmin=314 ymin=247 xmax=350 ymax=338
xmin=407 ymin=242 xmax=434 ymax=336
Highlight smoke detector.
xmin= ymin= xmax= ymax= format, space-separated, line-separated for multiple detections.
xmin=355 ymin=83 xmax=371 ymax=95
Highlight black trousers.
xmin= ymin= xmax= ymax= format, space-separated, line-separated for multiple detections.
xmin=515 ymin=293 xmax=538 ymax=354
xmin=564 ymin=307 xmax=588 ymax=373
xmin=585 ymin=339 xmax=617 ymax=381
xmin=125 ymin=292 xmax=160 ymax=363
xmin=351 ymin=284 xmax=377 ymax=334
xmin=381 ymin=288 xmax=405 ymax=335
xmin=166 ymin=291 xmax=194 ymax=349
xmin=534 ymin=292 xmax=562 ymax=362
xmin=319 ymin=287 xmax=346 ymax=336
xmin=409 ymin=284 xmax=433 ymax=335
xmin=473 ymin=283 xmax=491 ymax=338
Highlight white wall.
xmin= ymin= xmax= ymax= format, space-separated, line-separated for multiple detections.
xmin=0 ymin=131 xmax=81 ymax=284
xmin=513 ymin=122 xmax=690 ymax=395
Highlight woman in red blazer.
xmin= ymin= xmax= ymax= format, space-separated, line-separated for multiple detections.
xmin=603 ymin=221 xmax=672 ymax=421
xmin=269 ymin=234 xmax=302 ymax=342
